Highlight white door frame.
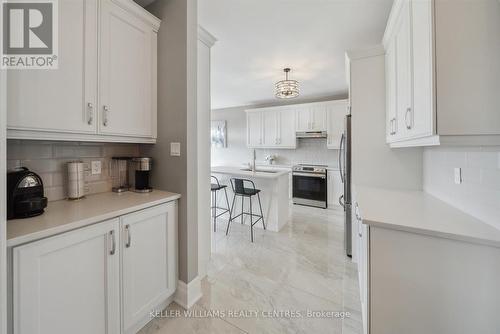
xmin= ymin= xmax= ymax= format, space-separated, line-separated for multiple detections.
xmin=1 ymin=0 xmax=8 ymax=330
xmin=197 ymin=26 xmax=216 ymax=279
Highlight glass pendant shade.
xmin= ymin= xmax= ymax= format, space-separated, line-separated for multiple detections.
xmin=275 ymin=68 xmax=299 ymax=99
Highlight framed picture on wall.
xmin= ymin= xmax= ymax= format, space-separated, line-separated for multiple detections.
xmin=211 ymin=120 xmax=227 ymax=148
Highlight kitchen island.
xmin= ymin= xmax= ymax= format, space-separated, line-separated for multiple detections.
xmin=211 ymin=166 xmax=291 ymax=232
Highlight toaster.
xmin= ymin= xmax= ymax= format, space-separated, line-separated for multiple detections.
xmin=7 ymin=167 xmax=48 ymax=220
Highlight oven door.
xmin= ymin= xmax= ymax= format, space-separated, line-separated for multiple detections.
xmin=292 ymin=172 xmax=327 ymax=208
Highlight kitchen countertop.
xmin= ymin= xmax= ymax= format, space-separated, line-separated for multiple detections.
xmin=211 ymin=166 xmax=290 ymax=179
xmin=7 ymin=190 xmax=180 ymax=247
xmin=355 ymin=186 xmax=500 ymax=248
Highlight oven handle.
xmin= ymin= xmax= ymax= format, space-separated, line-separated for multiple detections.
xmin=292 ymin=172 xmax=326 ymax=178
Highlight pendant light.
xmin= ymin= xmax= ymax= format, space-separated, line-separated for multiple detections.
xmin=275 ymin=68 xmax=299 ymax=99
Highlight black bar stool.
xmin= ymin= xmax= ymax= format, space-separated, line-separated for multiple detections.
xmin=211 ymin=176 xmax=231 ymax=232
xmin=226 ymin=178 xmax=265 ymax=242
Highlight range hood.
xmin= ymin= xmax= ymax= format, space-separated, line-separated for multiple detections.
xmin=296 ymin=131 xmax=327 ymax=138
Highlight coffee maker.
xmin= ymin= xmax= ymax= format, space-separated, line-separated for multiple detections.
xmin=129 ymin=157 xmax=153 ymax=193
xmin=7 ymin=167 xmax=48 ymax=219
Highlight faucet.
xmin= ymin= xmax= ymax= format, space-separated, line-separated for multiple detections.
xmin=265 ymin=155 xmax=276 ymax=165
xmin=252 ymin=149 xmax=256 ymax=172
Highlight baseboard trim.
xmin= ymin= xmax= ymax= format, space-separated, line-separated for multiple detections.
xmin=174 ymin=276 xmax=202 ymax=309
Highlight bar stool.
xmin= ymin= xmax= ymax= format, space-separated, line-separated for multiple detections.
xmin=211 ymin=176 xmax=231 ymax=232
xmin=226 ymin=178 xmax=265 ymax=242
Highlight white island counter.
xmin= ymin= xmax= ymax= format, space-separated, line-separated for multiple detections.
xmin=211 ymin=166 xmax=291 ymax=232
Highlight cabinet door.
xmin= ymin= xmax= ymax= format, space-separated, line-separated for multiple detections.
xmin=327 ymin=102 xmax=347 ymax=149
xmin=100 ymin=0 xmax=153 ymax=137
xmin=333 ymin=172 xmax=343 ymax=207
xmin=121 ymin=203 xmax=177 ymax=333
xmin=411 ymin=0 xmax=434 ymax=138
xmin=12 ymin=219 xmax=120 ymax=334
xmin=7 ymin=0 xmax=98 ymax=134
xmin=395 ymin=0 xmax=413 ymax=140
xmin=262 ymin=110 xmax=279 ymax=147
xmin=310 ymin=105 xmax=327 ymax=131
xmin=246 ymin=112 xmax=262 ymax=147
xmin=385 ymin=37 xmax=398 ymax=142
xmin=278 ymin=110 xmax=297 ymax=148
xmin=296 ymin=108 xmax=311 ymax=132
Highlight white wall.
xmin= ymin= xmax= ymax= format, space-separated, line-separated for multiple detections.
xmin=211 ymin=106 xmax=338 ymax=167
xmin=424 ymin=146 xmax=500 ymax=230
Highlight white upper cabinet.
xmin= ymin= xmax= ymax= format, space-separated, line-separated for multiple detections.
xmin=326 ymin=100 xmax=348 ymax=149
xmin=246 ymin=111 xmax=263 ymax=147
xmin=262 ymin=109 xmax=279 ymax=147
xmin=310 ymin=105 xmax=327 ymax=132
xmin=99 ymin=0 xmax=155 ymax=138
xmin=385 ymin=37 xmax=398 ymax=141
xmin=295 ymin=104 xmax=327 ymax=132
xmin=246 ymin=100 xmax=346 ymax=149
xmin=384 ymin=0 xmax=500 ymax=147
xmin=7 ymin=0 xmax=160 ymax=143
xmin=246 ymin=108 xmax=297 ymax=149
xmin=296 ymin=108 xmax=311 ymax=132
xmin=12 ymin=219 xmax=121 ymax=334
xmin=394 ymin=0 xmax=412 ymax=140
xmin=7 ymin=0 xmax=98 ymax=135
xmin=278 ymin=109 xmax=297 ymax=148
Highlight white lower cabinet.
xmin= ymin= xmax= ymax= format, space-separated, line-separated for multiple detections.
xmin=327 ymin=170 xmax=343 ymax=208
xmin=12 ymin=219 xmax=121 ymax=334
xmin=11 ymin=202 xmax=177 ymax=334
xmin=121 ymin=203 xmax=177 ymax=334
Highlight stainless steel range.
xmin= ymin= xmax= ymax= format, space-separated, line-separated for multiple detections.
xmin=292 ymin=164 xmax=328 ymax=209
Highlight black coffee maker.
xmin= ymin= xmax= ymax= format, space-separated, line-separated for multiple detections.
xmin=7 ymin=167 xmax=48 ymax=219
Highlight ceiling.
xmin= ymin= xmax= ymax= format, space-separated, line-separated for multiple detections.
xmin=199 ymin=0 xmax=393 ymax=109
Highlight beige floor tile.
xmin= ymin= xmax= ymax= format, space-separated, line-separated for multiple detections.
xmin=144 ymin=205 xmax=363 ymax=334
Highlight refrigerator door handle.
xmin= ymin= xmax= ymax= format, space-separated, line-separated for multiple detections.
xmin=339 ymin=195 xmax=345 ymax=208
xmin=339 ymin=133 xmax=345 ymax=183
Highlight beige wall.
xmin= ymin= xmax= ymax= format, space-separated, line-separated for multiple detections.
xmin=143 ymin=0 xmax=199 ymax=284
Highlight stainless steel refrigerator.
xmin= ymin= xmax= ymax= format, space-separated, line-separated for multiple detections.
xmin=339 ymin=114 xmax=352 ymax=257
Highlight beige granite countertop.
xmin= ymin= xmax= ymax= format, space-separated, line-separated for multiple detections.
xmin=355 ymin=186 xmax=500 ymax=248
xmin=7 ymin=190 xmax=180 ymax=247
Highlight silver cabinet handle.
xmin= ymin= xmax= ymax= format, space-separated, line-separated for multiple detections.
xmin=405 ymin=107 xmax=412 ymax=130
xmin=125 ymin=224 xmax=131 ymax=248
xmin=87 ymin=103 xmax=94 ymax=125
xmin=103 ymin=105 xmax=110 ymax=127
xmin=109 ymin=230 xmax=116 ymax=255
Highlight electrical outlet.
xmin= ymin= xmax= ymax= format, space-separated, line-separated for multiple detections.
xmin=91 ymin=160 xmax=102 ymax=175
xmin=454 ymin=167 xmax=462 ymax=184
xmin=170 ymin=142 xmax=181 ymax=156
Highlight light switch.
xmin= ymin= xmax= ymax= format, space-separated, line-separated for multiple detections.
xmin=454 ymin=167 xmax=462 ymax=184
xmin=91 ymin=160 xmax=102 ymax=175
xmin=170 ymin=142 xmax=181 ymax=156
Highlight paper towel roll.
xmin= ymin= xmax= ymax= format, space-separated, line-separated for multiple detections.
xmin=67 ymin=161 xmax=85 ymax=199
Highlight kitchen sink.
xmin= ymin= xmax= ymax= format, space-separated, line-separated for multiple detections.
xmin=240 ymin=168 xmax=278 ymax=173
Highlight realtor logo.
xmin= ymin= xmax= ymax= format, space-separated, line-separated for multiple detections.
xmin=2 ymin=0 xmax=58 ymax=69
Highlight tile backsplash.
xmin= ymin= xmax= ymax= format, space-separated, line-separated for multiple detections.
xmin=7 ymin=140 xmax=139 ymax=201
xmin=423 ymin=146 xmax=500 ymax=230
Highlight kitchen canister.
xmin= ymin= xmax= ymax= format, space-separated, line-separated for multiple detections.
xmin=67 ymin=161 xmax=86 ymax=200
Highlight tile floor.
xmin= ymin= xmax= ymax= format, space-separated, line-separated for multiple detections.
xmin=139 ymin=205 xmax=363 ymax=334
